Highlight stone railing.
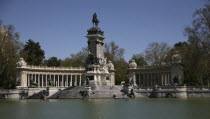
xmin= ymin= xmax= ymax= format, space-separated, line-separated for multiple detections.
xmin=17 ymin=65 xmax=85 ymax=71
xmin=135 ymin=65 xmax=170 ymax=69
xmin=137 ymin=85 xmax=210 ymax=90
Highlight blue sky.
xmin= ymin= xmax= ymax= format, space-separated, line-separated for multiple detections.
xmin=0 ymin=0 xmax=208 ymax=61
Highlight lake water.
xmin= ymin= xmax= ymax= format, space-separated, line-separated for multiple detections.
xmin=0 ymin=98 xmax=210 ymax=119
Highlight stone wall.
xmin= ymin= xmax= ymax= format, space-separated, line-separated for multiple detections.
xmin=1 ymin=87 xmax=210 ymax=99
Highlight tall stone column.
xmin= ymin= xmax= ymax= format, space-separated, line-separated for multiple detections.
xmin=58 ymin=74 xmax=60 ymax=87
xmin=133 ymin=72 xmax=136 ymax=86
xmin=38 ymin=74 xmax=40 ymax=87
xmin=165 ymin=73 xmax=167 ymax=86
xmin=138 ymin=74 xmax=140 ymax=87
xmin=146 ymin=73 xmax=148 ymax=87
xmin=98 ymin=75 xmax=101 ymax=85
xmin=168 ymin=73 xmax=170 ymax=85
xmin=94 ymin=75 xmax=97 ymax=83
xmin=42 ymin=74 xmax=43 ymax=87
xmin=20 ymin=72 xmax=27 ymax=87
xmin=161 ymin=73 xmax=163 ymax=86
xmin=70 ymin=75 xmax=72 ymax=86
xmin=79 ymin=75 xmax=82 ymax=86
xmin=64 ymin=75 xmax=66 ymax=87
xmin=53 ymin=75 xmax=55 ymax=87
xmin=31 ymin=74 xmax=33 ymax=83
xmin=75 ymin=75 xmax=77 ymax=86
xmin=45 ymin=74 xmax=47 ymax=87
xmin=67 ymin=75 xmax=69 ymax=87
xmin=62 ymin=75 xmax=64 ymax=87
xmin=27 ymin=74 xmax=30 ymax=87
xmin=34 ymin=74 xmax=37 ymax=83
xmin=150 ymin=73 xmax=152 ymax=86
xmin=138 ymin=74 xmax=141 ymax=87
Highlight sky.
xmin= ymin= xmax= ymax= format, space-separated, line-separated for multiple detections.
xmin=0 ymin=0 xmax=208 ymax=61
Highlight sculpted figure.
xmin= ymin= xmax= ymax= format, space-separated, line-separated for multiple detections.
xmin=92 ymin=13 xmax=99 ymax=27
xmin=86 ymin=77 xmax=89 ymax=86
xmin=30 ymin=79 xmax=38 ymax=87
xmin=49 ymin=78 xmax=54 ymax=87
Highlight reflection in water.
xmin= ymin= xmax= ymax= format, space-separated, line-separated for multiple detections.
xmin=0 ymin=98 xmax=210 ymax=119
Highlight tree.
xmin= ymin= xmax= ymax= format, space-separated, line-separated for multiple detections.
xmin=130 ymin=54 xmax=147 ymax=66
xmin=20 ymin=39 xmax=45 ymax=66
xmin=113 ymin=59 xmax=128 ymax=85
xmin=61 ymin=57 xmax=74 ymax=67
xmin=104 ymin=41 xmax=127 ymax=84
xmin=164 ymin=42 xmax=188 ymax=63
xmin=104 ymin=41 xmax=125 ymax=61
xmin=183 ymin=4 xmax=210 ymax=86
xmin=44 ymin=57 xmax=61 ymax=67
xmin=145 ymin=42 xmax=171 ymax=65
xmin=61 ymin=47 xmax=88 ymax=67
xmin=0 ymin=21 xmax=22 ymax=88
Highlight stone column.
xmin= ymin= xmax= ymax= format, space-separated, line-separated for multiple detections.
xmin=56 ymin=80 xmax=57 ymax=87
xmin=165 ymin=73 xmax=167 ymax=86
xmin=150 ymin=73 xmax=154 ymax=86
xmin=133 ymin=72 xmax=136 ymax=86
xmin=168 ymin=73 xmax=170 ymax=85
xmin=31 ymin=74 xmax=33 ymax=83
xmin=62 ymin=75 xmax=64 ymax=87
xmin=94 ymin=75 xmax=97 ymax=81
xmin=142 ymin=73 xmax=145 ymax=86
xmin=79 ymin=75 xmax=82 ymax=86
xmin=45 ymin=74 xmax=47 ymax=87
xmin=98 ymin=75 xmax=101 ymax=85
xmin=38 ymin=74 xmax=40 ymax=87
xmin=146 ymin=73 xmax=149 ymax=86
xmin=53 ymin=74 xmax=56 ymax=87
xmin=22 ymin=72 xmax=27 ymax=87
xmin=55 ymin=75 xmax=57 ymax=87
xmin=138 ymin=74 xmax=140 ymax=87
xmin=27 ymin=74 xmax=30 ymax=87
xmin=139 ymin=74 xmax=141 ymax=87
xmin=70 ymin=75 xmax=72 ymax=86
xmin=158 ymin=73 xmax=160 ymax=85
xmin=34 ymin=74 xmax=37 ymax=83
xmin=64 ymin=75 xmax=66 ymax=87
xmin=154 ymin=73 xmax=156 ymax=85
xmin=58 ymin=75 xmax=60 ymax=87
xmin=67 ymin=75 xmax=69 ymax=87
xmin=41 ymin=74 xmax=43 ymax=87
xmin=75 ymin=75 xmax=77 ymax=86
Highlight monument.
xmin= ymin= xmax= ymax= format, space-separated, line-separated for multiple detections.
xmin=85 ymin=13 xmax=115 ymax=90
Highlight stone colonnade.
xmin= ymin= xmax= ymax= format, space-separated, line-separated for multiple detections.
xmin=131 ymin=72 xmax=171 ymax=87
xmin=25 ymin=73 xmax=82 ymax=87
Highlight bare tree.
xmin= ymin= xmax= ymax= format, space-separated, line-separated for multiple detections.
xmin=104 ymin=41 xmax=125 ymax=61
xmin=145 ymin=42 xmax=171 ymax=65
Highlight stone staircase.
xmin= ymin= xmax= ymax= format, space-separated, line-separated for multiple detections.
xmin=49 ymin=86 xmax=85 ymax=99
xmin=49 ymin=85 xmax=124 ymax=99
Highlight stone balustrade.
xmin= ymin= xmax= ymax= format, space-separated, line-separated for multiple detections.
xmin=18 ymin=65 xmax=85 ymax=71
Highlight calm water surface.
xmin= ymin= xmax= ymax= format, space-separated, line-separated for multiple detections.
xmin=0 ymin=98 xmax=210 ymax=119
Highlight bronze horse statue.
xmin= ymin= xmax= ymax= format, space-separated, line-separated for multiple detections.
xmin=92 ymin=13 xmax=99 ymax=27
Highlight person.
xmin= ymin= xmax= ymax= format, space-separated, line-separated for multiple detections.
xmin=113 ymin=94 xmax=116 ymax=99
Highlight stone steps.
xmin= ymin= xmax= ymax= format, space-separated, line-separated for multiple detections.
xmin=50 ymin=85 xmax=124 ymax=99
